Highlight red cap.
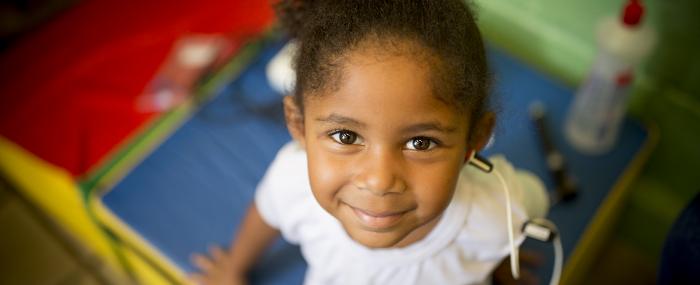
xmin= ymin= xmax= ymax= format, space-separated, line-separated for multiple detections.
xmin=622 ymin=0 xmax=644 ymax=26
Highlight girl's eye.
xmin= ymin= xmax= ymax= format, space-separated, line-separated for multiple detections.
xmin=330 ymin=130 xmax=363 ymax=145
xmin=405 ymin=137 xmax=437 ymax=151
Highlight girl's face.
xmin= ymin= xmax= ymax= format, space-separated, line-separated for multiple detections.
xmin=285 ymin=45 xmax=471 ymax=248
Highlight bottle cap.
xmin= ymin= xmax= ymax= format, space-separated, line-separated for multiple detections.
xmin=622 ymin=0 xmax=644 ymax=27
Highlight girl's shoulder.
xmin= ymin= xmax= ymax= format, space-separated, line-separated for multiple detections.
xmin=457 ymin=155 xmax=548 ymax=222
xmin=254 ymin=140 xmax=317 ymax=240
xmin=260 ymin=140 xmax=308 ymax=189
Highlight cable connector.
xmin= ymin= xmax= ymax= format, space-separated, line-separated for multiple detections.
xmin=522 ymin=218 xmax=559 ymax=242
xmin=521 ymin=218 xmax=563 ymax=285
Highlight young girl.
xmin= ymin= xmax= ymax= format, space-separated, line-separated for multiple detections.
xmin=192 ymin=0 xmax=547 ymax=284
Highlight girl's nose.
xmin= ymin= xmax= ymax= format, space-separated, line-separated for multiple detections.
xmin=353 ymin=148 xmax=406 ymax=195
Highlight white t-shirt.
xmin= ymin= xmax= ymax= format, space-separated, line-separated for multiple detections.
xmin=255 ymin=141 xmax=547 ymax=285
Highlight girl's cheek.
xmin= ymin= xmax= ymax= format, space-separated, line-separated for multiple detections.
xmin=411 ymin=159 xmax=462 ymax=206
xmin=308 ymin=148 xmax=352 ymax=194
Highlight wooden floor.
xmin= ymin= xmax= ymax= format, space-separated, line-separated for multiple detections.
xmin=0 ymin=179 xmax=114 ymax=285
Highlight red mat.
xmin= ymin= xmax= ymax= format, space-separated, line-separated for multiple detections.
xmin=0 ymin=0 xmax=274 ymax=177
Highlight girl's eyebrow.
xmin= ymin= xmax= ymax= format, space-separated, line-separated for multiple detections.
xmin=315 ymin=113 xmax=366 ymax=128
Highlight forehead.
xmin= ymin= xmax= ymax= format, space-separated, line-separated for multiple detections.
xmin=305 ymin=46 xmax=465 ymax=129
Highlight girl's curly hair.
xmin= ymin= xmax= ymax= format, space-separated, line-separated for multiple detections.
xmin=275 ymin=0 xmax=492 ymax=127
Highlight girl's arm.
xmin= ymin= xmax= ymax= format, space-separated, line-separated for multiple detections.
xmin=191 ymin=204 xmax=280 ymax=285
xmin=229 ymin=204 xmax=280 ymax=272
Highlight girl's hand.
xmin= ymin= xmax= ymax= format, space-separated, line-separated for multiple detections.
xmin=190 ymin=246 xmax=246 ymax=285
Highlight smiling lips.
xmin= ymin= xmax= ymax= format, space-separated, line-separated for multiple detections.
xmin=351 ymin=206 xmax=408 ymax=229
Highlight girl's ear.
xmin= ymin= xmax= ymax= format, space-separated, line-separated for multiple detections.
xmin=283 ymin=96 xmax=307 ymax=148
xmin=469 ymin=111 xmax=495 ymax=151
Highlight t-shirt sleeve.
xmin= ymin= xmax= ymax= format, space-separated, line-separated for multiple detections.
xmin=255 ymin=166 xmax=282 ymax=229
xmin=253 ymin=141 xmax=312 ymax=244
xmin=488 ymin=155 xmax=548 ymax=223
xmin=515 ymin=169 xmax=549 ymax=220
xmin=254 ymin=141 xmax=303 ymax=229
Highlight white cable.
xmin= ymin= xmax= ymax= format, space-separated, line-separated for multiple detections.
xmin=551 ymin=235 xmax=563 ymax=285
xmin=492 ymin=168 xmax=519 ymax=279
xmin=476 ymin=156 xmax=562 ymax=283
xmin=525 ymin=218 xmax=563 ymax=285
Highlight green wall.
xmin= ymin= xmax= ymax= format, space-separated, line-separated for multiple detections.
xmin=474 ymin=0 xmax=700 ymax=262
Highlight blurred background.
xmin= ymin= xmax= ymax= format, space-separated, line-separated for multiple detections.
xmin=0 ymin=0 xmax=698 ymax=284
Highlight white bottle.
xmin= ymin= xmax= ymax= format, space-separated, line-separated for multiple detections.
xmin=565 ymin=0 xmax=655 ymax=154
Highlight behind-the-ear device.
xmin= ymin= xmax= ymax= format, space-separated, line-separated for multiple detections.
xmin=467 ymin=153 xmax=563 ymax=285
xmin=467 ymin=151 xmax=493 ymax=173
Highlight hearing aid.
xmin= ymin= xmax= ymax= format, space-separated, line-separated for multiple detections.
xmin=466 ymin=151 xmax=493 ymax=173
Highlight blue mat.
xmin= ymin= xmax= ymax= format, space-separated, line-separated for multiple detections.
xmin=103 ymin=39 xmax=303 ymax=284
xmin=103 ymin=37 xmax=648 ymax=284
xmin=484 ymin=47 xmax=647 ymax=282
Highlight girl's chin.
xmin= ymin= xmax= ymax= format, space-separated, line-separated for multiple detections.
xmin=344 ymin=226 xmax=407 ymax=249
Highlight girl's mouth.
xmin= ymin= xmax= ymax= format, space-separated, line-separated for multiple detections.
xmin=349 ymin=205 xmax=408 ymax=230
